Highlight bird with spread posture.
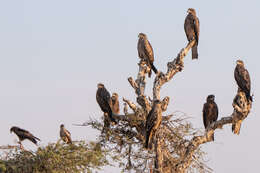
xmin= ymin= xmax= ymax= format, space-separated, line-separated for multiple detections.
xmin=96 ymin=83 xmax=117 ymax=125
xmin=202 ymin=95 xmax=218 ymax=141
xmin=60 ymin=124 xmax=72 ymax=144
xmin=111 ymin=92 xmax=120 ymax=114
xmin=137 ymin=33 xmax=158 ymax=77
xmin=145 ymin=100 xmax=162 ymax=149
xmin=234 ymin=60 xmax=252 ymax=102
xmin=10 ymin=126 xmax=40 ymax=149
xmin=184 ymin=8 xmax=200 ymax=59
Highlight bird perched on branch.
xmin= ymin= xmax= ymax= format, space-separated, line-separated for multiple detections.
xmin=184 ymin=8 xmax=200 ymax=59
xmin=137 ymin=33 xmax=158 ymax=77
xmin=145 ymin=100 xmax=162 ymax=149
xmin=60 ymin=124 xmax=72 ymax=144
xmin=96 ymin=83 xmax=117 ymax=125
xmin=202 ymin=95 xmax=218 ymax=141
xmin=111 ymin=92 xmax=120 ymax=114
xmin=10 ymin=126 xmax=40 ymax=149
xmin=234 ymin=60 xmax=252 ymax=102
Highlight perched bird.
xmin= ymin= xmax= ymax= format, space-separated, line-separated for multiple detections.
xmin=96 ymin=83 xmax=117 ymax=124
xmin=60 ymin=124 xmax=72 ymax=144
xmin=111 ymin=92 xmax=120 ymax=114
xmin=184 ymin=8 xmax=200 ymax=59
xmin=234 ymin=60 xmax=252 ymax=102
xmin=137 ymin=33 xmax=158 ymax=77
xmin=202 ymin=95 xmax=218 ymax=141
xmin=145 ymin=100 xmax=162 ymax=149
xmin=10 ymin=126 xmax=40 ymax=148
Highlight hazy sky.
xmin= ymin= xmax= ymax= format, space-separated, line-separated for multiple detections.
xmin=0 ymin=1 xmax=259 ymax=172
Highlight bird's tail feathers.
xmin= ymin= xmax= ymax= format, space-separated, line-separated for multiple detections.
xmin=151 ymin=63 xmax=158 ymax=75
xmin=232 ymin=120 xmax=242 ymax=135
xmin=148 ymin=68 xmax=152 ymax=78
xmin=34 ymin=136 xmax=41 ymax=141
xmin=192 ymin=45 xmax=198 ymax=59
xmin=246 ymin=93 xmax=253 ymax=102
xmin=144 ymin=132 xmax=150 ymax=149
xmin=211 ymin=132 xmax=214 ymax=141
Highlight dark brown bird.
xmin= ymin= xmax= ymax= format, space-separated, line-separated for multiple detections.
xmin=111 ymin=93 xmax=120 ymax=114
xmin=137 ymin=33 xmax=158 ymax=77
xmin=234 ymin=60 xmax=252 ymax=102
xmin=184 ymin=8 xmax=200 ymax=59
xmin=96 ymin=83 xmax=117 ymax=124
xmin=202 ymin=95 xmax=218 ymax=141
xmin=145 ymin=100 xmax=162 ymax=149
xmin=60 ymin=124 xmax=72 ymax=144
xmin=10 ymin=126 xmax=40 ymax=148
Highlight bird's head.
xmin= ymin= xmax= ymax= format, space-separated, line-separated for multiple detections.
xmin=60 ymin=124 xmax=65 ymax=128
xmin=187 ymin=8 xmax=196 ymax=15
xmin=207 ymin=95 xmax=215 ymax=102
xmin=138 ymin=33 xmax=146 ymax=39
xmin=97 ymin=83 xmax=104 ymax=88
xmin=236 ymin=60 xmax=244 ymax=66
xmin=10 ymin=126 xmax=16 ymax=133
xmin=112 ymin=93 xmax=118 ymax=100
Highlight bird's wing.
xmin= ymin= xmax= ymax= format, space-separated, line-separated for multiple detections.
xmin=202 ymin=103 xmax=208 ymax=128
xmin=137 ymin=38 xmax=144 ymax=58
xmin=213 ymin=102 xmax=218 ymax=121
xmin=146 ymin=108 xmax=156 ymax=133
xmin=194 ymin=17 xmax=200 ymax=44
xmin=144 ymin=39 xmax=154 ymax=63
xmin=65 ymin=129 xmax=71 ymax=136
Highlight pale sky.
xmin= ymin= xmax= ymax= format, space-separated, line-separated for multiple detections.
xmin=0 ymin=1 xmax=259 ymax=172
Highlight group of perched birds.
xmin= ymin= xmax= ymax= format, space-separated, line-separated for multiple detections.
xmin=9 ymin=8 xmax=252 ymax=149
xmin=10 ymin=124 xmax=72 ymax=149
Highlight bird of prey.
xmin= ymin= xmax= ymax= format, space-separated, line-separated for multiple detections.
xmin=184 ymin=8 xmax=200 ymax=59
xmin=10 ymin=126 xmax=40 ymax=149
xmin=111 ymin=92 xmax=120 ymax=114
xmin=60 ymin=124 xmax=72 ymax=144
xmin=96 ymin=83 xmax=117 ymax=124
xmin=137 ymin=33 xmax=158 ymax=77
xmin=145 ymin=100 xmax=162 ymax=149
xmin=202 ymin=95 xmax=218 ymax=141
xmin=234 ymin=60 xmax=252 ymax=102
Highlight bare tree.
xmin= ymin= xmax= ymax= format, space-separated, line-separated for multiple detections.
xmin=76 ymin=36 xmax=252 ymax=173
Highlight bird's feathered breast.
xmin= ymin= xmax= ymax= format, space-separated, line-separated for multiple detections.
xmin=203 ymin=101 xmax=218 ymax=128
xmin=138 ymin=37 xmax=154 ymax=63
xmin=235 ymin=65 xmax=251 ymax=94
xmin=184 ymin=13 xmax=200 ymax=44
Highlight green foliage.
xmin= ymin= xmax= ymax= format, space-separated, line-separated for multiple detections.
xmin=0 ymin=141 xmax=111 ymax=173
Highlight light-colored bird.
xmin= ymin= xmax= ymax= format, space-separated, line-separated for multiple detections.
xmin=60 ymin=124 xmax=72 ymax=144
xmin=137 ymin=33 xmax=158 ymax=77
xmin=111 ymin=92 xmax=120 ymax=114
